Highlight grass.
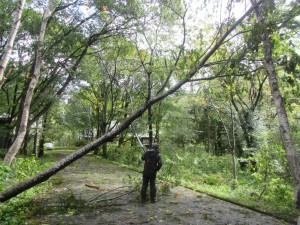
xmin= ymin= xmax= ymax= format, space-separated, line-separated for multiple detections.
xmin=0 ymin=151 xmax=64 ymax=224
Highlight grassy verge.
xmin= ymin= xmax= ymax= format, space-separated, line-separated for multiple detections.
xmin=0 ymin=153 xmax=61 ymax=224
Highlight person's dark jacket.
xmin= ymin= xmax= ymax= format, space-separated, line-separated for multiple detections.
xmin=142 ymin=149 xmax=162 ymax=177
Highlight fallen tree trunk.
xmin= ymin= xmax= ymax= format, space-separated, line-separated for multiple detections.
xmin=0 ymin=1 xmax=263 ymax=202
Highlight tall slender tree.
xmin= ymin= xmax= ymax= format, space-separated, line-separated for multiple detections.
xmin=0 ymin=0 xmax=26 ymax=87
xmin=3 ymin=0 xmax=52 ymax=166
xmin=251 ymin=0 xmax=300 ymax=207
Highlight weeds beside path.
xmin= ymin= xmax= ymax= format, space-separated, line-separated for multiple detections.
xmin=29 ymin=150 xmax=294 ymax=225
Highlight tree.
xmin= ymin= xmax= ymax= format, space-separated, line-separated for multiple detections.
xmin=251 ymin=0 xmax=300 ymax=207
xmin=0 ymin=0 xmax=25 ymax=87
xmin=204 ymin=88 xmax=238 ymax=188
xmin=133 ymin=0 xmax=187 ymax=147
xmin=161 ymin=93 xmax=198 ymax=147
xmin=3 ymin=0 xmax=53 ymax=166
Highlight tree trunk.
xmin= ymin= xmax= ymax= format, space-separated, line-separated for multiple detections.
xmin=230 ymin=103 xmax=238 ymax=189
xmin=19 ymin=129 xmax=29 ymax=156
xmin=253 ymin=1 xmax=300 ymax=207
xmin=147 ymin=71 xmax=153 ymax=148
xmin=3 ymin=0 xmax=52 ymax=166
xmin=263 ymin=36 xmax=300 ymax=207
xmin=0 ymin=2 xmax=262 ymax=201
xmin=38 ymin=135 xmax=45 ymax=158
xmin=102 ymin=143 xmax=108 ymax=158
xmin=205 ymin=108 xmax=211 ymax=153
xmin=33 ymin=119 xmax=40 ymax=158
xmin=93 ymin=106 xmax=101 ymax=155
xmin=0 ymin=0 xmax=26 ymax=87
xmin=238 ymin=110 xmax=255 ymax=148
xmin=38 ymin=115 xmax=47 ymax=158
xmin=155 ymin=102 xmax=163 ymax=144
xmin=101 ymin=94 xmax=108 ymax=158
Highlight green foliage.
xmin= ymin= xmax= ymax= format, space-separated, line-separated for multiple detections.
xmin=0 ymin=0 xmax=17 ymax=39
xmin=50 ymin=175 xmax=64 ymax=186
xmin=21 ymin=8 xmax=43 ymax=37
xmin=75 ymin=138 xmax=89 ymax=147
xmin=0 ymin=148 xmax=7 ymax=159
xmin=0 ymin=163 xmax=14 ymax=191
xmin=108 ymin=145 xmax=143 ymax=170
xmin=158 ymin=180 xmax=172 ymax=194
xmin=247 ymin=141 xmax=293 ymax=204
xmin=57 ymin=189 xmax=85 ymax=212
xmin=0 ymin=156 xmax=53 ymax=224
xmin=123 ymin=173 xmax=141 ymax=190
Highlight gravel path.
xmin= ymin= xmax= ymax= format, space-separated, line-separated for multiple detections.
xmin=29 ymin=151 xmax=295 ymax=225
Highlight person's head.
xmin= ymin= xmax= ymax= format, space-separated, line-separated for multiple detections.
xmin=152 ymin=143 xmax=159 ymax=152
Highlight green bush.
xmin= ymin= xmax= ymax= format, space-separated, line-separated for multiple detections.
xmin=0 ymin=148 xmax=7 ymax=159
xmin=75 ymin=139 xmax=89 ymax=147
xmin=108 ymin=145 xmax=143 ymax=169
xmin=0 ymin=156 xmax=53 ymax=224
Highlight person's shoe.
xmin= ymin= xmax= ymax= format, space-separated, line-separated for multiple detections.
xmin=150 ymin=199 xmax=156 ymax=203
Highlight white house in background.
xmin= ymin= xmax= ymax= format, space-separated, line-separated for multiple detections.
xmin=44 ymin=142 xmax=53 ymax=150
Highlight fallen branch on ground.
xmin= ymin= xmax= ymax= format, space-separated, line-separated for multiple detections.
xmin=94 ymin=188 xmax=138 ymax=203
xmin=86 ymin=185 xmax=132 ymax=203
xmin=85 ymin=184 xmax=101 ymax=190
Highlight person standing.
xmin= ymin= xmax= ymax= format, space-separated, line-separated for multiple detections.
xmin=141 ymin=143 xmax=162 ymax=203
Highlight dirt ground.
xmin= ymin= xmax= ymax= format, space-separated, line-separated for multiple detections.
xmin=29 ymin=151 xmax=296 ymax=225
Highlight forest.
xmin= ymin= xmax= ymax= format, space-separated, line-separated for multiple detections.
xmin=0 ymin=0 xmax=300 ymax=223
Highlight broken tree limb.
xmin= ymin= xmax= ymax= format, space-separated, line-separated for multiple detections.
xmin=86 ymin=185 xmax=131 ymax=203
xmin=85 ymin=184 xmax=101 ymax=190
xmin=94 ymin=188 xmax=138 ymax=203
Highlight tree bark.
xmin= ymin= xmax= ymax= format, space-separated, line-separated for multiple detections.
xmin=263 ymin=36 xmax=300 ymax=207
xmin=0 ymin=0 xmax=26 ymax=87
xmin=3 ymin=0 xmax=52 ymax=166
xmin=147 ymin=72 xmax=153 ymax=148
xmin=252 ymin=0 xmax=300 ymax=207
xmin=38 ymin=114 xmax=47 ymax=158
xmin=33 ymin=119 xmax=40 ymax=158
xmin=230 ymin=103 xmax=238 ymax=189
xmin=0 ymin=1 xmax=263 ymax=202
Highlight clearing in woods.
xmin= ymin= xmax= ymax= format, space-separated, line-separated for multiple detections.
xmin=28 ymin=150 xmax=294 ymax=225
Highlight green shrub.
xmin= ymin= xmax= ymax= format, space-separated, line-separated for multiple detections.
xmin=0 ymin=156 xmax=53 ymax=224
xmin=108 ymin=145 xmax=143 ymax=169
xmin=0 ymin=148 xmax=7 ymax=159
xmin=75 ymin=139 xmax=88 ymax=147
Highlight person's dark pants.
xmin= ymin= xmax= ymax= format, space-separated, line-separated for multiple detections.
xmin=141 ymin=174 xmax=156 ymax=202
